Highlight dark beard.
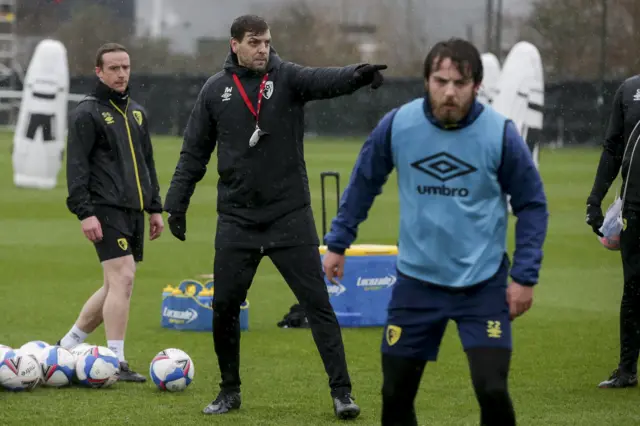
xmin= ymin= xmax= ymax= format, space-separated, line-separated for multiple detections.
xmin=436 ymin=99 xmax=473 ymax=124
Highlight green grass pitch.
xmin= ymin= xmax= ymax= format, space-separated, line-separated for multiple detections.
xmin=0 ymin=132 xmax=638 ymax=425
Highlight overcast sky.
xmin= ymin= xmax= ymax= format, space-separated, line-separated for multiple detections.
xmin=135 ymin=0 xmax=533 ymax=54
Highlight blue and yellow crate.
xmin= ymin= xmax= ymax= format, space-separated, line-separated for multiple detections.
xmin=161 ymin=278 xmax=249 ymax=332
xmin=320 ymin=244 xmax=398 ymax=328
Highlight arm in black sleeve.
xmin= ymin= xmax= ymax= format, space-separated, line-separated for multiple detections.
xmin=163 ymin=78 xmax=218 ymax=214
xmin=587 ymin=83 xmax=626 ymax=206
xmin=284 ymin=62 xmax=367 ymax=102
xmin=142 ymin=117 xmax=163 ymax=214
xmin=65 ymin=109 xmax=97 ymax=220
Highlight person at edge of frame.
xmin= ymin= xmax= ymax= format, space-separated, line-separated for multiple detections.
xmin=586 ymin=73 xmax=640 ymax=389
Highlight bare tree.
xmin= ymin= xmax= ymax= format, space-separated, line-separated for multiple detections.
xmin=127 ymin=36 xmax=195 ymax=74
xmin=16 ymin=1 xmax=60 ymax=36
xmin=521 ymin=0 xmax=640 ymax=81
xmin=258 ymin=0 xmax=428 ymax=77
xmin=51 ymin=3 xmax=198 ymax=76
xmin=261 ymin=2 xmax=362 ymax=67
xmin=372 ymin=1 xmax=427 ymax=78
xmin=613 ymin=0 xmax=640 ymax=75
xmin=53 ymin=4 xmax=129 ymax=75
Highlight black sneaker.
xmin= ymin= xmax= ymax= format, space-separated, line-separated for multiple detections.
xmin=202 ymin=391 xmax=242 ymax=415
xmin=117 ymin=361 xmax=146 ymax=383
xmin=598 ymin=369 xmax=638 ymax=388
xmin=333 ymin=392 xmax=360 ymax=420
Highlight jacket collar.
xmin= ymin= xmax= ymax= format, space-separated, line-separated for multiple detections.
xmin=91 ymin=79 xmax=130 ymax=108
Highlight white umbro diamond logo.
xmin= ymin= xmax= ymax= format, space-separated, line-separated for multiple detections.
xmin=411 ymin=152 xmax=477 ymax=182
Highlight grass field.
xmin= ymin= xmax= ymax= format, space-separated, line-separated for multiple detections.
xmin=0 ymin=132 xmax=637 ymax=425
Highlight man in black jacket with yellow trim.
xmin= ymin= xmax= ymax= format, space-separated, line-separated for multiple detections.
xmin=61 ymin=43 xmax=164 ymax=382
xmin=164 ymin=14 xmax=386 ymax=419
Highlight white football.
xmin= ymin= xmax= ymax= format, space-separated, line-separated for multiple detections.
xmin=19 ymin=341 xmax=50 ymax=358
xmin=156 ymin=348 xmax=193 ymax=363
xmin=69 ymin=343 xmax=97 ymax=383
xmin=0 ymin=345 xmax=13 ymax=360
xmin=75 ymin=346 xmax=120 ymax=388
xmin=0 ymin=350 xmax=42 ymax=391
xmin=70 ymin=343 xmax=96 ymax=359
xmin=38 ymin=346 xmax=76 ymax=387
xmin=150 ymin=348 xmax=195 ymax=392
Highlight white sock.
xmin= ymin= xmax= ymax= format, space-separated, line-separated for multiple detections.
xmin=60 ymin=325 xmax=88 ymax=349
xmin=107 ymin=340 xmax=125 ymax=363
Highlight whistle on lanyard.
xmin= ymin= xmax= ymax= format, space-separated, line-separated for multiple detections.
xmin=249 ymin=125 xmax=267 ymax=147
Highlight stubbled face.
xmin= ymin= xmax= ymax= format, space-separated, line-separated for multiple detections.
xmin=426 ymin=57 xmax=479 ymax=125
xmin=96 ymin=51 xmax=130 ymax=93
xmin=231 ymin=30 xmax=271 ymax=72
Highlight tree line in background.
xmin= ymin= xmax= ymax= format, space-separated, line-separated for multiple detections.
xmin=15 ymin=0 xmax=640 ymax=81
xmin=522 ymin=0 xmax=639 ymax=81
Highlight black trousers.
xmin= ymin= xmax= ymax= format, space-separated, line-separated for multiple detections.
xmin=211 ymin=244 xmax=352 ymax=397
xmin=381 ymin=348 xmax=515 ymax=426
xmin=619 ymin=210 xmax=640 ymax=376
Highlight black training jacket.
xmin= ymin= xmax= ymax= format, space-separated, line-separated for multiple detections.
xmin=66 ymin=81 xmax=163 ymax=220
xmin=588 ymin=75 xmax=640 ymax=211
xmin=164 ymin=48 xmax=371 ymax=248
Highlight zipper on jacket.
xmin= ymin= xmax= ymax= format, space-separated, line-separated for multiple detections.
xmin=109 ymin=99 xmax=144 ymax=211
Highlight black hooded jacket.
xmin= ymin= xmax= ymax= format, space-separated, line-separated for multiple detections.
xmin=164 ymin=48 xmax=372 ymax=249
xmin=66 ymin=80 xmax=163 ymax=220
xmin=588 ymin=75 xmax=640 ymax=211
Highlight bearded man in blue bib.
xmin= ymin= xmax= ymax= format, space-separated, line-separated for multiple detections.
xmin=322 ymin=38 xmax=549 ymax=426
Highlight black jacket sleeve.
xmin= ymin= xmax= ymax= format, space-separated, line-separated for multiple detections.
xmin=65 ymin=108 xmax=97 ymax=220
xmin=587 ymin=82 xmax=626 ymax=206
xmin=284 ymin=62 xmax=366 ymax=102
xmin=164 ymin=78 xmax=218 ymax=214
xmin=142 ymin=116 xmax=163 ymax=214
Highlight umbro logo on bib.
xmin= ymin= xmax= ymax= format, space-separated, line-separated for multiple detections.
xmin=411 ymin=152 xmax=477 ymax=182
xmin=411 ymin=152 xmax=476 ymax=198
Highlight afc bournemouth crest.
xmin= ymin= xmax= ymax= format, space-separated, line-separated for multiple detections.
xmin=263 ymin=81 xmax=274 ymax=99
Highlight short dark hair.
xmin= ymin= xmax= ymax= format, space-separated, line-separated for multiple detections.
xmin=230 ymin=14 xmax=269 ymax=42
xmin=95 ymin=43 xmax=128 ymax=68
xmin=423 ymin=38 xmax=483 ymax=85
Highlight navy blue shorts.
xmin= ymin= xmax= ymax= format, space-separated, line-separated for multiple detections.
xmin=381 ymin=258 xmax=511 ymax=361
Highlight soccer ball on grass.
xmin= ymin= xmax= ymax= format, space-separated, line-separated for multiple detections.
xmin=38 ymin=346 xmax=75 ymax=387
xmin=149 ymin=348 xmax=195 ymax=392
xmin=75 ymin=346 xmax=120 ymax=388
xmin=0 ymin=350 xmax=42 ymax=391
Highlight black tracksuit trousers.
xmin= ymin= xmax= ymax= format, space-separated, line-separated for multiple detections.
xmin=211 ymin=244 xmax=352 ymax=397
xmin=619 ymin=210 xmax=640 ymax=376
